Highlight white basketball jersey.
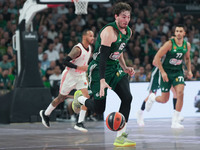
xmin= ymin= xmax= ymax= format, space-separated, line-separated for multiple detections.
xmin=66 ymin=43 xmax=92 ymax=76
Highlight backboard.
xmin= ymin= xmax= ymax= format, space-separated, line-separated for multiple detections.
xmin=37 ymin=0 xmax=110 ymax=4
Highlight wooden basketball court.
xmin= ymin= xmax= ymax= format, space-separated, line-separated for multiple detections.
xmin=0 ymin=117 xmax=200 ymax=150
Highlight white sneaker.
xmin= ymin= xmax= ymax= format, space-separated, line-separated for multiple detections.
xmin=136 ymin=110 xmax=145 ymax=127
xmin=145 ymin=93 xmax=156 ymax=112
xmin=74 ymin=122 xmax=88 ymax=133
xmin=171 ymin=122 xmax=184 ymax=129
xmin=178 ymin=115 xmax=184 ymax=122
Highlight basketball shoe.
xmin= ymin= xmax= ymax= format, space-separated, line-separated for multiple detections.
xmin=145 ymin=93 xmax=156 ymax=112
xmin=39 ymin=110 xmax=50 ymax=128
xmin=72 ymin=90 xmax=83 ymax=114
xmin=113 ymin=133 xmax=136 ymax=147
xmin=74 ymin=122 xmax=88 ymax=132
xmin=136 ymin=110 xmax=145 ymax=127
xmin=171 ymin=110 xmax=184 ymax=129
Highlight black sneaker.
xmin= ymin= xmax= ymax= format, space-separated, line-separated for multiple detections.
xmin=39 ymin=110 xmax=50 ymax=128
xmin=74 ymin=122 xmax=88 ymax=132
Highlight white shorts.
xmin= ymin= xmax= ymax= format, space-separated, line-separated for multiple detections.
xmin=59 ymin=69 xmax=88 ymax=96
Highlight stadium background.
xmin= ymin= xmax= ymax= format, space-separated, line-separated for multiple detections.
xmin=0 ymin=0 xmax=200 ymax=122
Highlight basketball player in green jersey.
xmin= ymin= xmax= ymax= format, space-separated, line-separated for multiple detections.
xmin=72 ymin=2 xmax=136 ymax=147
xmin=136 ymin=66 xmax=183 ymax=126
xmin=145 ymin=24 xmax=193 ymax=129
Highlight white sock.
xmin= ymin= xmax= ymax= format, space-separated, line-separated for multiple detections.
xmin=117 ymin=123 xmax=127 ymax=137
xmin=138 ymin=109 xmax=143 ymax=114
xmin=78 ymin=109 xmax=86 ymax=123
xmin=45 ymin=103 xmax=56 ymax=116
xmin=172 ymin=110 xmax=180 ymax=122
xmin=78 ymin=96 xmax=87 ymax=105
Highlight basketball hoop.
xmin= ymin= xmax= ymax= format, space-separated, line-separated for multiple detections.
xmin=73 ymin=0 xmax=88 ymax=15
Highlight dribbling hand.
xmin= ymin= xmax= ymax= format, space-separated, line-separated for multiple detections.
xmin=100 ymin=79 xmax=111 ymax=98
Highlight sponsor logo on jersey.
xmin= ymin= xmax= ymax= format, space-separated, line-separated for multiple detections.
xmin=169 ymin=58 xmax=182 ymax=65
xmin=109 ymin=52 xmax=121 ymax=60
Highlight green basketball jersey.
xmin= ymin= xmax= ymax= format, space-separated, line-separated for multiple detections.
xmin=92 ymin=22 xmax=131 ymax=65
xmin=162 ymin=39 xmax=188 ymax=70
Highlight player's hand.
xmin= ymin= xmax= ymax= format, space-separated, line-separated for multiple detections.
xmin=161 ymin=71 xmax=169 ymax=82
xmin=100 ymin=79 xmax=111 ymax=98
xmin=124 ymin=67 xmax=135 ymax=77
xmin=77 ymin=65 xmax=88 ymax=72
xmin=187 ymin=71 xmax=193 ymax=79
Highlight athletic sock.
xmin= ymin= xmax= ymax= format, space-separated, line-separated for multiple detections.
xmin=117 ymin=123 xmax=127 ymax=137
xmin=173 ymin=98 xmax=177 ymax=110
xmin=45 ymin=103 xmax=56 ymax=116
xmin=78 ymin=109 xmax=86 ymax=123
xmin=78 ymin=96 xmax=87 ymax=105
xmin=141 ymin=101 xmax=146 ymax=111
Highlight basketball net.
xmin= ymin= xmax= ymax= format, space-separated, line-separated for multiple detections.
xmin=73 ymin=0 xmax=88 ymax=15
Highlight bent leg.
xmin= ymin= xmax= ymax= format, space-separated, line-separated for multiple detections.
xmin=174 ymin=84 xmax=184 ymax=112
xmin=114 ymin=76 xmax=132 ymax=122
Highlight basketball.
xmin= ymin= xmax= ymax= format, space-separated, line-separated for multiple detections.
xmin=106 ymin=112 xmax=126 ymax=131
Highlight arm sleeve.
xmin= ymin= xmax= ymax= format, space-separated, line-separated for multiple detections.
xmin=99 ymin=45 xmax=111 ymax=79
xmin=63 ymin=56 xmax=77 ymax=69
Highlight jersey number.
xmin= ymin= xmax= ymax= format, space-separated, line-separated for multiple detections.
xmin=176 ymin=53 xmax=182 ymax=58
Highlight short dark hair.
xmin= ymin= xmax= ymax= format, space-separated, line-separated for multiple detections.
xmin=113 ymin=2 xmax=132 ymax=16
xmin=82 ymin=29 xmax=91 ymax=36
xmin=175 ymin=24 xmax=185 ymax=29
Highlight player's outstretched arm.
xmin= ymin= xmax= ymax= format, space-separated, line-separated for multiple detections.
xmin=153 ymin=41 xmax=172 ymax=82
xmin=63 ymin=46 xmax=88 ymax=72
xmin=119 ymin=53 xmax=135 ymax=77
xmin=185 ymin=42 xmax=193 ymax=79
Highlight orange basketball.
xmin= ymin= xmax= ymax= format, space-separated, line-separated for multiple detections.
xmin=106 ymin=112 xmax=125 ymax=131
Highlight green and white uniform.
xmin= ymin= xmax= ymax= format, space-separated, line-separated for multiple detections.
xmin=148 ymin=67 xmax=160 ymax=93
xmin=88 ymin=22 xmax=131 ymax=100
xmin=160 ymin=39 xmax=188 ymax=92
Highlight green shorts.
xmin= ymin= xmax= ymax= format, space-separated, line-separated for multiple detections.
xmin=88 ymin=60 xmax=126 ymax=100
xmin=148 ymin=67 xmax=160 ymax=93
xmin=160 ymin=69 xmax=184 ymax=92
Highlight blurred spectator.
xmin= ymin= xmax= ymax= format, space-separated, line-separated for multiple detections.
xmin=41 ymin=53 xmax=50 ymax=72
xmin=138 ymin=66 xmax=147 ymax=82
xmin=158 ymin=35 xmax=167 ymax=48
xmin=157 ymin=19 xmax=169 ymax=35
xmin=0 ymin=69 xmax=12 ymax=95
xmin=145 ymin=38 xmax=158 ymax=64
xmin=45 ymin=60 xmax=56 ymax=80
xmin=47 ymin=24 xmax=58 ymax=41
xmin=56 ymin=52 xmax=65 ymax=72
xmin=38 ymin=46 xmax=43 ymax=61
xmin=49 ymin=65 xmax=62 ymax=99
xmin=0 ymin=54 xmax=12 ymax=75
xmin=44 ymin=43 xmax=59 ymax=61
xmin=53 ymin=36 xmax=64 ymax=53
xmin=135 ymin=18 xmax=144 ymax=34
xmin=0 ymin=39 xmax=7 ymax=59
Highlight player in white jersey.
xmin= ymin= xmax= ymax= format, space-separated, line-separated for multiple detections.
xmin=40 ymin=29 xmax=94 ymax=132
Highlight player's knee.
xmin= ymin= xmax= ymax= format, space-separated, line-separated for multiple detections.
xmin=177 ymin=90 xmax=184 ymax=97
xmin=122 ymin=93 xmax=132 ymax=105
xmin=127 ymin=93 xmax=133 ymax=103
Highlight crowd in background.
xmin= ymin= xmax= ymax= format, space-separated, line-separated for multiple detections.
xmin=0 ymin=0 xmax=200 ymax=96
